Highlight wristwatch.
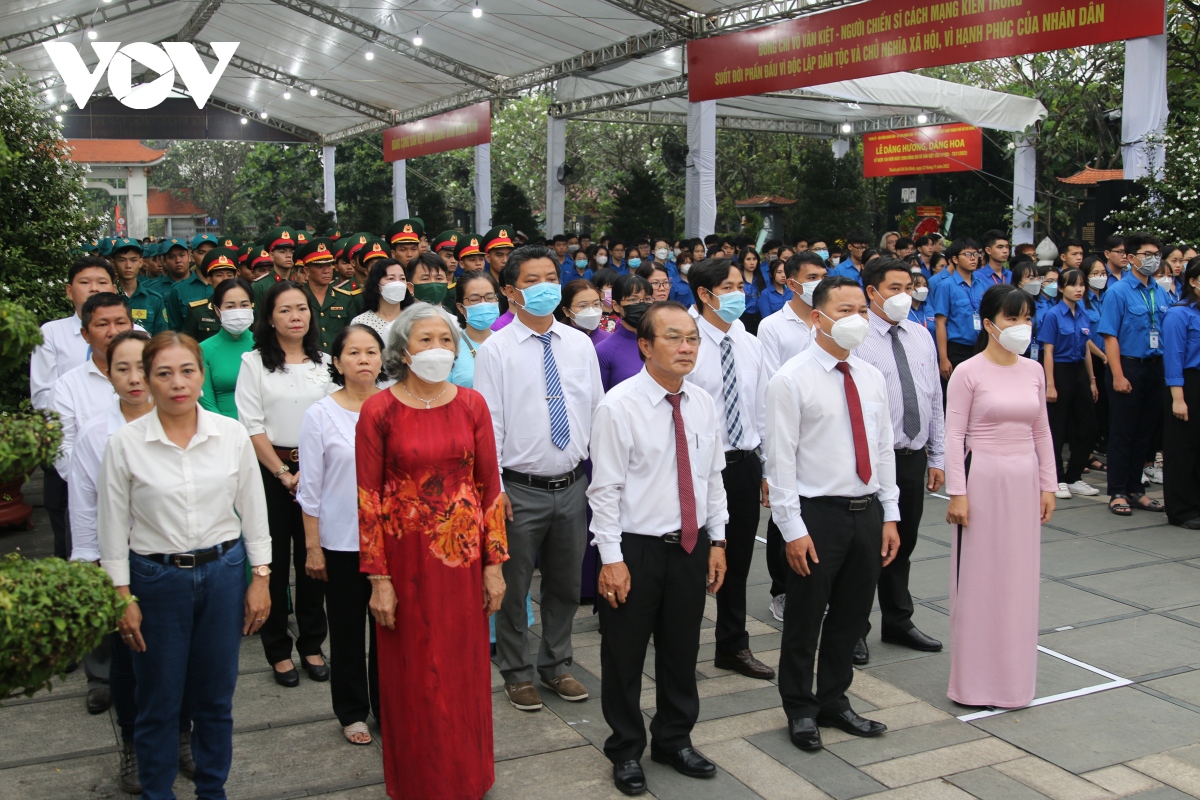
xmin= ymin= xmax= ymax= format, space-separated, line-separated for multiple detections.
xmin=273 ymin=464 xmax=291 ymax=478
xmin=710 ymin=540 xmax=727 ymax=549
xmin=251 ymin=565 xmax=272 ymax=578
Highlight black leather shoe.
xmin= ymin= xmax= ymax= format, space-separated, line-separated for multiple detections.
xmin=651 ymin=746 xmax=716 ymax=778
xmin=713 ymin=649 xmax=776 ymax=679
xmin=178 ymin=731 xmax=195 ymax=779
xmin=788 ymin=717 xmax=822 ymax=751
xmin=85 ymin=686 xmax=111 ymax=714
xmin=852 ymin=637 xmax=869 ymax=665
xmin=1180 ymin=517 xmax=1200 ymax=530
xmin=303 ymin=657 xmax=330 ymax=682
xmin=881 ymin=626 xmax=943 ymax=652
xmin=817 ymin=709 xmax=887 ymax=738
xmin=612 ymin=760 xmax=647 ymax=796
xmin=273 ymin=666 xmax=300 ymax=687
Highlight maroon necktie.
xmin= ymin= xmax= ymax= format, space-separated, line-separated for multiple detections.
xmin=666 ymin=393 xmax=699 ymax=553
xmin=835 ymin=361 xmax=873 ymax=485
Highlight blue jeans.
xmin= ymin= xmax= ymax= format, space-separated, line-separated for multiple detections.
xmin=130 ymin=540 xmax=246 ymax=800
xmin=111 ymin=631 xmax=194 ymax=743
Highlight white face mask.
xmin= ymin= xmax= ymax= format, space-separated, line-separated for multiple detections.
xmin=220 ymin=308 xmax=253 ymax=335
xmin=911 ymin=266 xmax=923 ymax=275
xmin=567 ymin=244 xmax=579 ymax=253
xmin=655 ymin=248 xmax=670 ymax=261
xmin=913 ymin=287 xmax=929 ymax=302
xmin=672 ymin=247 xmax=681 ymax=257
xmin=990 ymin=322 xmax=1033 ymax=354
xmin=405 ymin=348 xmax=455 ymax=383
xmin=1088 ymin=275 xmax=1108 ymax=291
xmin=819 ymin=310 xmax=870 ymax=350
xmin=1156 ymin=276 xmax=1176 ymax=295
xmin=879 ymin=291 xmax=913 ymax=323
xmin=1021 ymin=281 xmax=1042 ymax=296
xmin=595 ymin=255 xmax=608 ymax=266
xmin=380 ymin=280 xmax=407 ymax=304
xmin=571 ymin=307 xmax=603 ymax=331
xmin=797 ymin=279 xmax=820 ymax=306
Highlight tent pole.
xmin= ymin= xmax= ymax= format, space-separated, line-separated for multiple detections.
xmin=545 ymin=116 xmax=566 ymax=237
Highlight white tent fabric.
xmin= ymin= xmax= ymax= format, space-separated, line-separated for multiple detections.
xmin=686 ymin=100 xmax=717 ymax=239
xmin=1122 ymin=26 xmax=1169 ymax=179
xmin=474 ymin=143 xmax=491 ymax=233
xmin=1012 ymin=135 xmax=1036 ymax=246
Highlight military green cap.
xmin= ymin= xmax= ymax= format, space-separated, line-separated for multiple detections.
xmin=265 ymin=227 xmax=298 ymax=251
xmin=482 ymin=225 xmax=514 ymax=252
xmin=189 ymin=233 xmax=219 ymax=250
xmin=82 ymin=240 xmax=99 ymax=254
xmin=162 ymin=237 xmax=188 ymax=254
xmin=386 ymin=219 xmax=423 ymax=246
xmin=358 ymin=235 xmax=390 ymax=264
xmin=432 ymin=230 xmax=461 ymax=253
xmin=201 ymin=247 xmax=240 ymax=276
xmin=324 ymin=228 xmax=343 ymax=241
xmin=111 ymin=237 xmax=143 ymax=255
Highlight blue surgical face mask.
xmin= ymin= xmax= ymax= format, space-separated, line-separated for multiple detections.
xmin=816 ymin=249 xmax=829 ymax=262
xmin=707 ymin=289 xmax=746 ymax=323
xmin=465 ymin=301 xmax=500 ymax=331
xmin=574 ymin=258 xmax=588 ymax=269
xmin=1043 ymin=283 xmax=1059 ymax=299
xmin=627 ymin=256 xmax=642 ymax=269
xmin=518 ymin=281 xmax=561 ymax=317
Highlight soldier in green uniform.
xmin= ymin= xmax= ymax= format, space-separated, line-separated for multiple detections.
xmin=252 ymin=227 xmax=298 ymax=311
xmin=140 ymin=242 xmax=161 ymax=286
xmin=164 ymin=235 xmax=219 ymax=330
xmin=433 ymin=230 xmax=460 ymax=278
xmin=249 ymin=245 xmax=273 ymax=281
xmin=189 ymin=233 xmax=219 ymax=274
xmin=181 ymin=248 xmax=240 ymax=343
xmin=387 ymin=218 xmax=423 ymax=267
xmin=149 ymin=237 xmax=192 ymax=297
xmin=109 ymin=237 xmax=169 ymax=335
xmin=298 ymin=238 xmax=361 ymax=353
xmin=454 ymin=233 xmax=486 ymax=275
xmin=235 ymin=243 xmax=255 ymax=283
xmin=482 ymin=225 xmax=515 ymax=313
xmin=333 ymin=238 xmax=358 ymax=290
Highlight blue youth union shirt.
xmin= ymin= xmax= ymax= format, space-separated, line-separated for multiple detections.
xmin=1097 ymin=277 xmax=1171 ymax=359
xmin=1037 ymin=300 xmax=1089 ymax=363
xmin=930 ymin=270 xmax=980 ymax=346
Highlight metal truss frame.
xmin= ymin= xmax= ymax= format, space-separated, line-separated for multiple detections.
xmin=0 ymin=0 xmax=176 ymax=55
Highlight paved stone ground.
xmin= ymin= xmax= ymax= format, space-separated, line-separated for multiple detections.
xmin=3 ymin=467 xmax=1200 ymax=799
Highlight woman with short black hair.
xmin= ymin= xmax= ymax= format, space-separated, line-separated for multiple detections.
xmin=235 ymin=281 xmax=335 ymax=687
xmin=595 ymin=274 xmax=652 ymax=392
xmin=200 ymin=278 xmax=255 ymax=419
xmin=352 ymin=258 xmax=411 ymax=335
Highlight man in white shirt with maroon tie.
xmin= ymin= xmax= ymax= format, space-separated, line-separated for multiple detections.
xmin=589 ymin=302 xmax=729 ymax=796
xmin=765 ymin=276 xmax=901 ymax=752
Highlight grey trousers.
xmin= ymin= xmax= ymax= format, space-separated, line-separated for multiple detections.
xmin=495 ymin=477 xmax=588 ymax=685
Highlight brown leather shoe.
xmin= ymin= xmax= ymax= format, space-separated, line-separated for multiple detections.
xmin=504 ymin=681 xmax=544 ymax=711
xmin=713 ymin=649 xmax=775 ymax=679
xmin=541 ymin=673 xmax=589 ymax=701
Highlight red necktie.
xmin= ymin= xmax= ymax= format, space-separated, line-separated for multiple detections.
xmin=666 ymin=393 xmax=699 ymax=553
xmin=835 ymin=361 xmax=873 ymax=486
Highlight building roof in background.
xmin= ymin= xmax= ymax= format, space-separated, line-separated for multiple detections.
xmin=65 ymin=139 xmax=169 ymax=165
xmin=147 ymin=187 xmax=205 ymax=217
xmin=1058 ymin=167 xmax=1126 ymax=185
xmin=736 ymin=195 xmax=797 ymax=207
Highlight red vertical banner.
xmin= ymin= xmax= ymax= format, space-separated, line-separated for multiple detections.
xmin=687 ymin=0 xmax=1164 ymax=102
xmin=383 ymin=101 xmax=491 ymax=162
xmin=114 ymin=202 xmax=126 ymax=236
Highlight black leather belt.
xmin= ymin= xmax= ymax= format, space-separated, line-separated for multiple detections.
xmin=895 ymin=447 xmax=925 ymax=456
xmin=1120 ymin=355 xmax=1162 ymax=364
xmin=503 ymin=465 xmax=584 ymax=491
xmin=724 ymin=449 xmax=754 ymax=465
xmin=804 ymin=494 xmax=877 ymax=512
xmin=633 ymin=529 xmax=706 ymax=545
xmin=137 ymin=538 xmax=240 ymax=568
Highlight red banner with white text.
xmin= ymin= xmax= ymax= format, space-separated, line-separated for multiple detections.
xmin=383 ymin=101 xmax=491 ymax=163
xmin=863 ymin=123 xmax=982 ymax=177
xmin=687 ymin=0 xmax=1163 ymax=102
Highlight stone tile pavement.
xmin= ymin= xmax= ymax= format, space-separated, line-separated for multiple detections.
xmin=3 ymin=469 xmax=1200 ymax=799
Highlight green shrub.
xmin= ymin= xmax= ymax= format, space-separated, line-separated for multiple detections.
xmin=0 ymin=409 xmax=61 ymax=483
xmin=0 ymin=554 xmax=128 ymax=699
xmin=0 ymin=300 xmax=42 ymax=377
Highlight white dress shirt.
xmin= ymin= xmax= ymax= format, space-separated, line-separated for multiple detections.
xmin=68 ymin=399 xmax=125 ymax=563
xmin=757 ymin=301 xmax=816 ymax=374
xmin=235 ymin=350 xmax=335 ymax=447
xmin=856 ymin=311 xmax=946 ymax=469
xmin=474 ymin=317 xmax=603 ymax=481
xmin=690 ymin=314 xmax=765 ymax=454
xmin=98 ymin=406 xmax=271 ymax=586
xmin=296 ymin=395 xmax=360 ymax=552
xmin=52 ymin=358 xmax=116 ymax=474
xmin=765 ymin=345 xmax=901 ymax=541
xmin=30 ymin=315 xmax=86 ymax=411
xmin=587 ymin=369 xmax=729 ymax=564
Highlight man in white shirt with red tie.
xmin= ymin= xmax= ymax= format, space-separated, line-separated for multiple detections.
xmin=765 ymin=276 xmax=901 ymax=753
xmin=589 ymin=302 xmax=729 ymax=797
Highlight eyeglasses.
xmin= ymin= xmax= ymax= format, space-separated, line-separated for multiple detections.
xmin=463 ymin=293 xmax=499 ymax=304
xmin=572 ymin=301 xmax=603 ymax=311
xmin=1107 ymin=248 xmax=1126 ymax=255
xmin=1135 ymin=251 xmax=1159 ymax=258
xmin=661 ymin=334 xmax=701 ymax=348
xmin=649 ymin=280 xmax=671 ymax=290
xmin=958 ymin=251 xmax=981 ymax=259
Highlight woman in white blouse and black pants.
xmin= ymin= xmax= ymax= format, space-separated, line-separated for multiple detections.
xmin=99 ymin=331 xmax=271 ymax=799
xmin=298 ymin=324 xmax=385 ymax=745
xmin=235 ymin=281 xmax=336 ymax=686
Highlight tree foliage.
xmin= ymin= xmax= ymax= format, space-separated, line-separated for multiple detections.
xmin=493 ymin=181 xmax=541 ymax=239
xmin=1107 ymin=128 xmax=1200 ymax=243
xmin=607 ymin=167 xmax=675 ymax=241
xmin=148 ymin=140 xmax=253 ymax=232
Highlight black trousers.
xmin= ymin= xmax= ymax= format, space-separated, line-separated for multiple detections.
xmin=324 ymin=550 xmax=379 ymax=726
xmin=766 ymin=518 xmax=786 ymax=598
xmin=1048 ymin=360 xmax=1097 ymax=484
xmin=44 ymin=466 xmax=70 ymax=559
xmin=942 ymin=342 xmax=976 ymax=404
xmin=1164 ymin=369 xmax=1200 ymax=525
xmin=778 ymin=496 xmax=882 ymax=722
xmin=259 ymin=464 xmax=327 ymax=665
xmin=599 ymin=534 xmax=709 ymax=764
xmin=866 ymin=449 xmax=927 ymax=637
xmin=1106 ymin=358 xmax=1164 ymax=498
xmin=715 ymin=453 xmax=763 ymax=656
xmin=1091 ymin=353 xmax=1110 ymax=454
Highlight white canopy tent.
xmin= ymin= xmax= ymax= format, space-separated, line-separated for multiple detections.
xmin=0 ymin=0 xmax=1161 ymax=241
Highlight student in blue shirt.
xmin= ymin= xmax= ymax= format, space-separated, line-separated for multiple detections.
xmin=1036 ymin=265 xmax=1060 ymax=336
xmin=1038 ymin=269 xmax=1099 ymax=499
xmin=740 ymin=248 xmax=763 ymax=332
xmin=1102 ymin=234 xmax=1127 ymax=289
xmin=1084 ymin=256 xmax=1112 ymax=466
xmin=932 ymin=237 xmax=982 ymax=383
xmin=830 ymin=230 xmax=871 ymax=286
xmin=1098 ymin=231 xmax=1172 ymax=516
xmin=1162 ymin=260 xmax=1200 ymax=528
xmin=609 ymin=241 xmax=630 ymax=275
xmin=561 ymin=250 xmax=593 ymax=284
xmin=755 ymin=257 xmax=792 ymax=319
xmin=976 ymin=230 xmax=1012 ymax=295
xmin=907 ymin=272 xmax=936 ymax=338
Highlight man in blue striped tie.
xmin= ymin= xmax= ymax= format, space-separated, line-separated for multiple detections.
xmin=475 ymin=245 xmax=605 ymax=714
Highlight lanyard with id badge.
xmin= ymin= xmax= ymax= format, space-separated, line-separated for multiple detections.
xmin=962 ymin=280 xmax=982 ymax=332
xmin=1143 ymin=286 xmax=1160 ymax=350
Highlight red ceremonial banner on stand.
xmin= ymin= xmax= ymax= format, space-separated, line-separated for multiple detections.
xmin=863 ymin=123 xmax=982 ymax=177
xmin=383 ymin=102 xmax=491 ymax=163
xmin=687 ymin=0 xmax=1164 ymax=102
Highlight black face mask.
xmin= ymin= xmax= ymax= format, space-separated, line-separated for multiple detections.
xmin=621 ymin=302 xmax=651 ymax=329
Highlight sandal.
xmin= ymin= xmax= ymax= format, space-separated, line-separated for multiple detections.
xmin=343 ymin=721 xmax=373 ymax=746
xmin=1129 ymin=494 xmax=1165 ymax=513
xmin=1109 ymin=497 xmax=1132 ymax=516
xmin=1089 ymin=458 xmax=1107 ymax=472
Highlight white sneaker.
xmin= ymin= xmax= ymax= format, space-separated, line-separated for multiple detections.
xmin=1143 ymin=466 xmax=1164 ymax=484
xmin=1067 ymin=480 xmax=1099 ymax=496
xmin=1055 ymin=483 xmax=1072 ymax=499
xmin=769 ymin=594 xmax=786 ymax=622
